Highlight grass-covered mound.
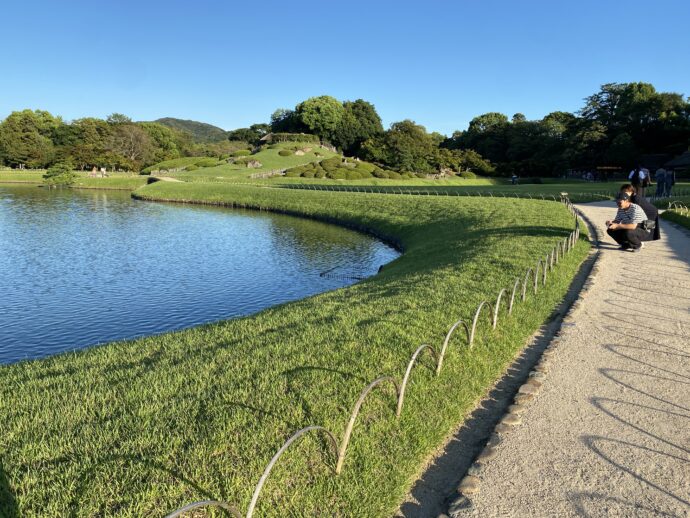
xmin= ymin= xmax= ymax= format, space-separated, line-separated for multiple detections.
xmin=284 ymin=156 xmax=425 ymax=180
xmin=0 ymin=182 xmax=589 ymax=516
xmin=142 ymin=156 xmax=226 ymax=174
xmin=172 ymin=142 xmax=341 ymax=183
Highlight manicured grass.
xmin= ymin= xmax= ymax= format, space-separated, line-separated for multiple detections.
xmin=0 ymin=182 xmax=589 ymax=517
xmin=176 ymin=142 xmax=341 ymax=182
xmin=0 ymin=171 xmax=148 ymax=190
xmin=72 ymin=175 xmax=148 ymax=190
xmin=0 ymin=171 xmax=45 ymax=183
xmin=653 ymin=195 xmax=690 ymax=230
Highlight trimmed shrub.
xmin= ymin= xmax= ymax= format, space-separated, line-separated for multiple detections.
xmin=402 ymin=172 xmax=415 ymax=179
xmin=415 ymin=173 xmax=427 ymax=178
xmin=388 ymin=171 xmax=402 ymax=180
xmin=270 ymin=132 xmax=320 ymax=143
xmin=195 ymin=158 xmax=219 ymax=168
xmin=278 ymin=149 xmax=293 ymax=157
xmin=326 ymin=170 xmax=347 ymax=180
xmin=314 ymin=170 xmax=326 ymax=178
xmin=373 ymin=170 xmax=390 ymax=179
xmin=285 ymin=170 xmax=301 ymax=177
xmin=459 ymin=171 xmax=477 ymax=179
xmin=231 ymin=150 xmax=251 ymax=157
xmin=355 ymin=162 xmax=375 ymax=173
xmin=185 ymin=165 xmax=199 ymax=171
xmin=302 ymin=171 xmax=315 ymax=178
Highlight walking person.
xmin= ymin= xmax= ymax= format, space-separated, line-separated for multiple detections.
xmin=606 ymin=191 xmax=651 ymax=252
xmin=629 ymin=165 xmax=650 ymax=198
xmin=654 ymin=167 xmax=667 ymax=197
xmin=665 ymin=167 xmax=676 ymax=197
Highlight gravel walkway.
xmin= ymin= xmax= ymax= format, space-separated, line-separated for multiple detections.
xmin=449 ymin=201 xmax=690 ymax=517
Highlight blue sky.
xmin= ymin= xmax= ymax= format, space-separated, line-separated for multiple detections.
xmin=2 ymin=0 xmax=689 ymax=135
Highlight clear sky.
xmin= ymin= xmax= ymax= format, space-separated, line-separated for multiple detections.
xmin=2 ymin=0 xmax=688 ymax=135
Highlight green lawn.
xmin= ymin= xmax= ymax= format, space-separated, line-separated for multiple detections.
xmin=0 ymin=182 xmax=589 ymax=517
xmin=0 ymin=170 xmax=148 ymax=190
xmin=174 ymin=142 xmax=341 ymax=182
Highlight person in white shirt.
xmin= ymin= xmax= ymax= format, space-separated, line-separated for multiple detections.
xmin=628 ymin=166 xmax=650 ymax=197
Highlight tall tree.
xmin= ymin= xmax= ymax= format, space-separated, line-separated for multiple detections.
xmin=0 ymin=110 xmax=60 ymax=168
xmin=295 ymin=96 xmax=344 ymax=143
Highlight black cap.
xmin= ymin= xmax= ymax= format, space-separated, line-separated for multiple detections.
xmin=615 ymin=191 xmax=631 ymax=201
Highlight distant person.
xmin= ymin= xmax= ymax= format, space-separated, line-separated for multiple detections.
xmin=665 ymin=167 xmax=676 ymax=197
xmin=654 ymin=167 xmax=667 ymax=197
xmin=621 ymin=183 xmax=660 ymax=240
xmin=511 ymin=173 xmax=518 ymax=185
xmin=606 ymin=191 xmax=651 ymax=252
xmin=629 ymin=165 xmax=650 ymax=197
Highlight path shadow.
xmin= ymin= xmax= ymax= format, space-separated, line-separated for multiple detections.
xmin=603 ymin=325 xmax=690 ymax=355
xmin=600 ymin=368 xmax=690 ymax=412
xmin=567 ymin=490 xmax=680 ymax=518
xmin=590 ymin=397 xmax=690 ymax=454
xmin=0 ymin=458 xmax=18 ymax=518
xmin=582 ymin=435 xmax=690 ymax=508
xmin=602 ymin=344 xmax=690 ymax=380
xmin=614 ymin=281 xmax=690 ymax=300
xmin=606 ymin=293 xmax=689 ymax=311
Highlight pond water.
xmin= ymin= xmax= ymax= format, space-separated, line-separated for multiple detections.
xmin=0 ymin=185 xmax=399 ymax=364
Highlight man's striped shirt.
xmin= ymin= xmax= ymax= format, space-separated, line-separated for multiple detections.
xmin=614 ymin=203 xmax=648 ymax=225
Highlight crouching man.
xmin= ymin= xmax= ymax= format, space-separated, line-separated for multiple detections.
xmin=606 ymin=191 xmax=651 ymax=252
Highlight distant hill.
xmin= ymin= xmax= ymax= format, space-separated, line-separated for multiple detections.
xmin=155 ymin=117 xmax=228 ymax=143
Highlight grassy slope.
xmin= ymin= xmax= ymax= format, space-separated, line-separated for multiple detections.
xmin=173 ymin=142 xmax=340 ymax=183
xmin=0 ymin=182 xmax=589 ymax=517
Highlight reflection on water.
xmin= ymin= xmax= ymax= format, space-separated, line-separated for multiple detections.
xmin=0 ymin=185 xmax=399 ymax=364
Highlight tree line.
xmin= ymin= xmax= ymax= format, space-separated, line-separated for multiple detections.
xmin=1 ymin=82 xmax=688 ymax=176
xmin=0 ymin=112 xmax=243 ymax=172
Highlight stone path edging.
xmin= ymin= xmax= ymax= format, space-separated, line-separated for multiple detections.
xmin=440 ymin=208 xmax=604 ymax=517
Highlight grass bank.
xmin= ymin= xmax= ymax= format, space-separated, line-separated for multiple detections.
xmin=0 ymin=170 xmax=148 ymax=190
xmin=0 ymin=182 xmax=589 ymax=516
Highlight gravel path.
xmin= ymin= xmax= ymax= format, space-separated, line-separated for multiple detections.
xmin=448 ymin=201 xmax=690 ymax=517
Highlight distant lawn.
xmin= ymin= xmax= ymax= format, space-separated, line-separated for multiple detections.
xmin=0 ymin=182 xmax=589 ymax=517
xmin=0 ymin=170 xmax=148 ymax=190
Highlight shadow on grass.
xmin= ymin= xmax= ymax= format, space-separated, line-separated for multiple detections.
xmin=66 ymin=453 xmax=219 ymax=517
xmin=0 ymin=458 xmax=18 ymax=518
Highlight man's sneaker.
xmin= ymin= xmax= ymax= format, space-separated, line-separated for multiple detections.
xmin=619 ymin=245 xmax=630 ymax=250
xmin=640 ymin=242 xmax=645 ymax=248
xmin=630 ymin=247 xmax=642 ymax=253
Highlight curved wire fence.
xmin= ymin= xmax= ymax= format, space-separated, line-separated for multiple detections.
xmin=278 ymin=183 xmax=690 ymax=203
xmin=165 ymin=198 xmax=584 ymax=518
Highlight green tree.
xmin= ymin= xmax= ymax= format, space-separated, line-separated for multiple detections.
xmin=0 ymin=110 xmax=60 ymax=168
xmin=361 ymin=120 xmax=437 ymax=173
xmin=296 ymin=96 xmax=344 ymax=143
xmin=270 ymin=108 xmax=307 ymax=133
xmin=227 ymin=124 xmax=270 ymax=144
xmin=43 ymin=161 xmax=77 ymax=187
xmin=333 ymin=99 xmax=384 ymax=155
xmin=106 ymin=113 xmax=132 ymax=125
xmin=139 ymin=122 xmax=183 ymax=165
xmin=64 ymin=118 xmax=112 ymax=170
xmin=107 ymin=123 xmax=152 ymax=170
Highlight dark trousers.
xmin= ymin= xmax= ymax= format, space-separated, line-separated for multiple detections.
xmin=607 ymin=227 xmax=652 ymax=249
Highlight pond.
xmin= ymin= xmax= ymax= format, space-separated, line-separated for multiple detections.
xmin=0 ymin=185 xmax=399 ymax=364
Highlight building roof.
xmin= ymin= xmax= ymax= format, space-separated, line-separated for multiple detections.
xmin=665 ymin=151 xmax=690 ymax=168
